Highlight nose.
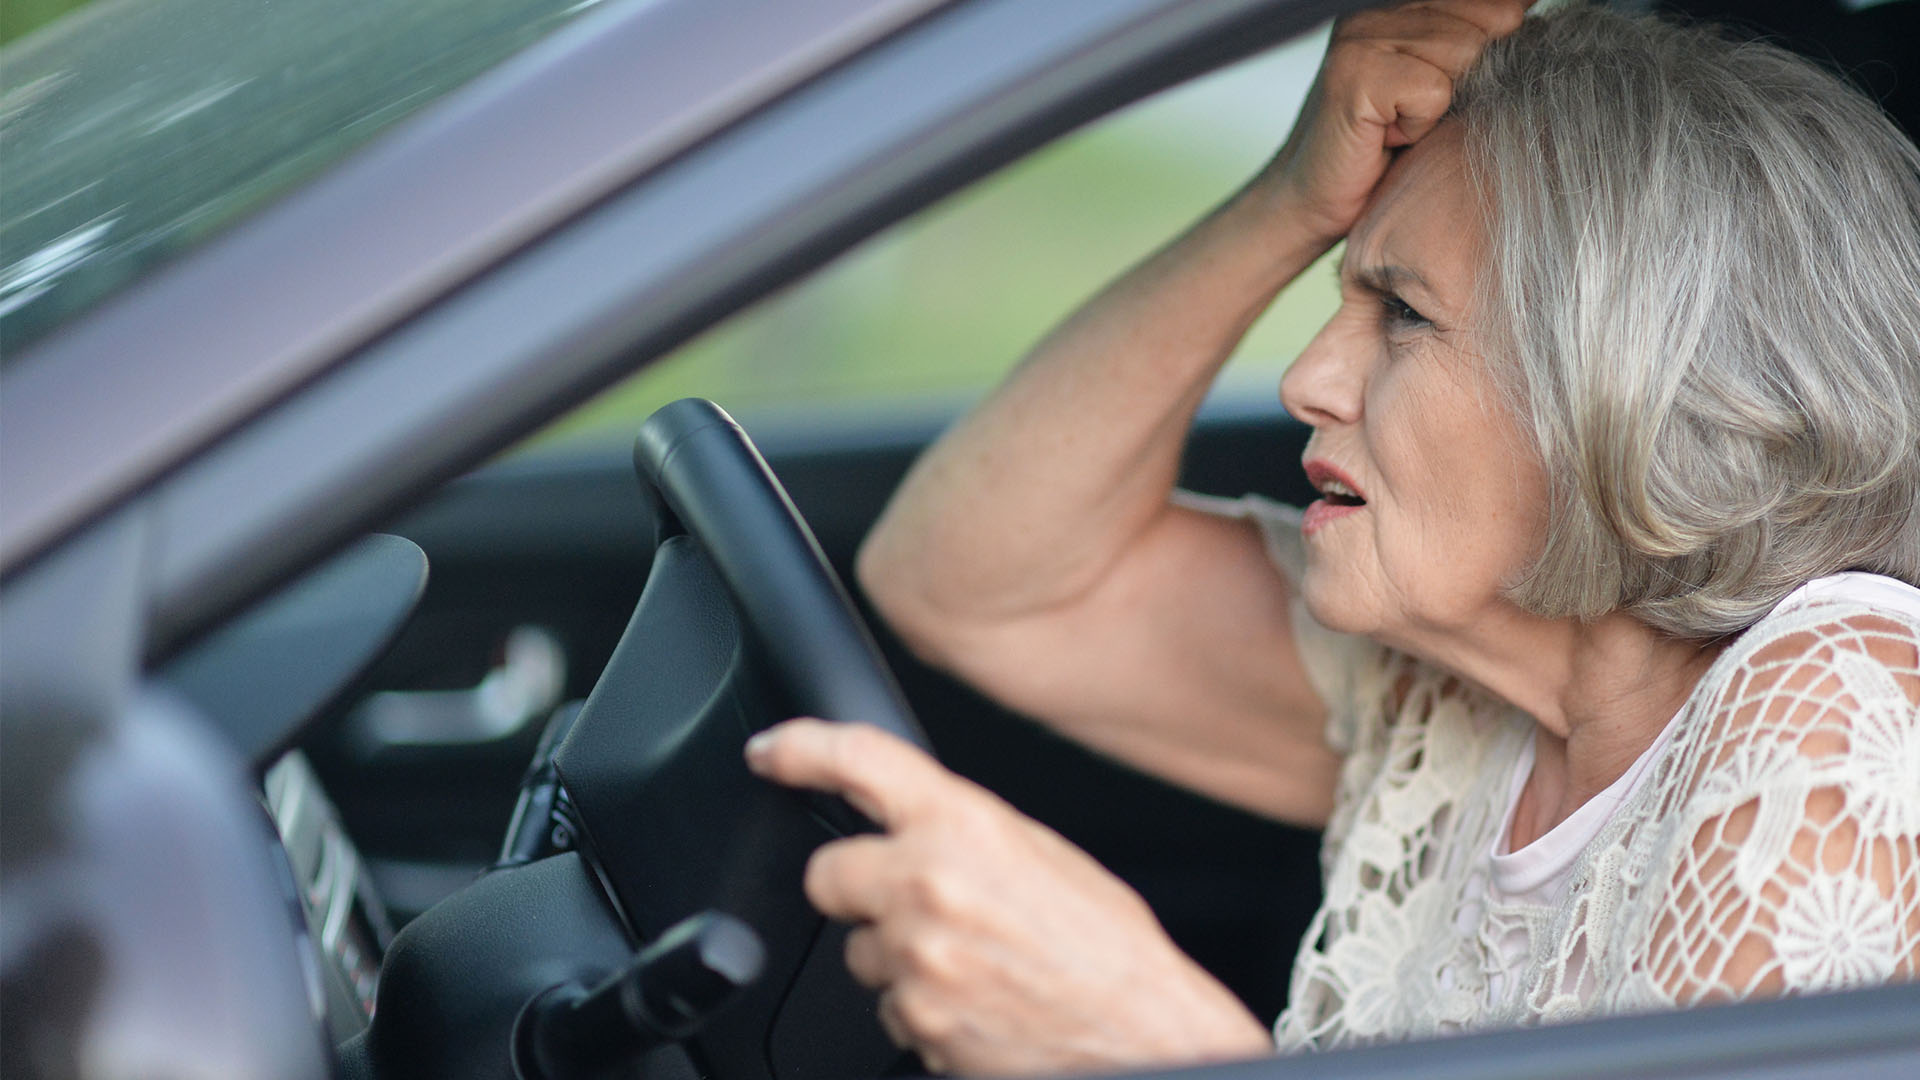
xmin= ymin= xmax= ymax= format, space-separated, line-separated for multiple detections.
xmin=1279 ymin=313 xmax=1365 ymax=428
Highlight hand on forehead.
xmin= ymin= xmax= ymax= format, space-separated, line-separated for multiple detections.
xmin=1345 ymin=123 xmax=1482 ymax=327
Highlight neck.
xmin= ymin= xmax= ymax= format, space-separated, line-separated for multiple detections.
xmin=1389 ymin=605 xmax=1722 ymax=845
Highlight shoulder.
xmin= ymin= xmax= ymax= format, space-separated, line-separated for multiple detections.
xmin=1620 ymin=583 xmax=1919 ymax=1004
xmin=1703 ymin=585 xmax=1919 ymax=756
xmin=1671 ymin=585 xmax=1918 ymax=816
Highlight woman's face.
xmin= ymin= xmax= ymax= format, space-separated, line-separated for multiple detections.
xmin=1279 ymin=123 xmax=1549 ymax=652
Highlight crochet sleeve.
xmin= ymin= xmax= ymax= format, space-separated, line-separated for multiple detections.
xmin=1631 ymin=606 xmax=1920 ymax=1005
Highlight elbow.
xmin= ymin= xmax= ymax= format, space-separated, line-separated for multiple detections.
xmin=852 ymin=523 xmax=902 ymax=623
xmin=854 ymin=527 xmax=955 ymax=668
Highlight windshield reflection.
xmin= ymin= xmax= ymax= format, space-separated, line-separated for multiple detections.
xmin=0 ymin=0 xmax=591 ymax=357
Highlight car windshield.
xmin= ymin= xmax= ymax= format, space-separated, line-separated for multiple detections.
xmin=0 ymin=0 xmax=597 ymax=357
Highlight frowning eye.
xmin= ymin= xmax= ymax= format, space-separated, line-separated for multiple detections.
xmin=1345 ymin=264 xmax=1437 ymax=336
xmin=1381 ymin=293 xmax=1430 ymax=332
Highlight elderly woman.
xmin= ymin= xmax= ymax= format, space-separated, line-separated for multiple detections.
xmin=744 ymin=1 xmax=1920 ymax=1072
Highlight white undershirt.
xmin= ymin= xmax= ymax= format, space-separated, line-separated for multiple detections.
xmin=1481 ymin=571 xmax=1920 ymax=1002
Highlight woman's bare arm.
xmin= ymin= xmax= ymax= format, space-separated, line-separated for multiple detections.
xmin=744 ymin=8 xmax=1537 ymax=1073
xmin=856 ymin=176 xmax=1342 ymax=826
xmin=857 ymin=0 xmax=1529 ymax=829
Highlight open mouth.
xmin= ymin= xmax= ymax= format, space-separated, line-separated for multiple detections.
xmin=1319 ymin=480 xmax=1365 ymax=507
xmin=1304 ymin=460 xmax=1368 ymax=507
xmin=1301 ymin=460 xmax=1367 ymax=537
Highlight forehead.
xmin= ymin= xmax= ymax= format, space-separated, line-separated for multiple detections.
xmin=1345 ymin=123 xmax=1482 ymax=282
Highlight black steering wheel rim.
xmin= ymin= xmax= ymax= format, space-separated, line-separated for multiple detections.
xmin=541 ymin=398 xmax=929 ymax=1080
xmin=345 ymin=399 xmax=929 ymax=1080
xmin=631 ymin=397 xmax=931 ymax=755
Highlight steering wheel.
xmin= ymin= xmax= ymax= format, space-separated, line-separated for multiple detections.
xmin=348 ymin=399 xmax=926 ymax=1080
xmin=630 ymin=398 xmax=930 ymax=753
xmin=548 ymin=399 xmax=932 ymax=1080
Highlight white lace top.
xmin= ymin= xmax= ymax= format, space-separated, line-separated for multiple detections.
xmin=1226 ymin=496 xmax=1920 ymax=1050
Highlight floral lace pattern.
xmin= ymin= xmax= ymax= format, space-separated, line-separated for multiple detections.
xmin=1226 ymin=497 xmax=1920 ymax=1050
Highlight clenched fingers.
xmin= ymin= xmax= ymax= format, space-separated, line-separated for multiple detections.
xmin=1398 ymin=0 xmax=1530 ymax=40
xmin=804 ymin=834 xmax=901 ymax=922
xmin=1329 ymin=0 xmax=1531 ymax=141
xmin=1267 ymin=0 xmax=1531 ymax=240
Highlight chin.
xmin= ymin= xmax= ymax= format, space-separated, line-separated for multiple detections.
xmin=1298 ymin=562 xmax=1379 ymax=637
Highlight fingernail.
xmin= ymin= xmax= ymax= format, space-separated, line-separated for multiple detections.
xmin=744 ymin=730 xmax=777 ymax=769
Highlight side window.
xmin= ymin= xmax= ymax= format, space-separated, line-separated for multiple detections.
xmin=532 ymin=27 xmax=1335 ymax=448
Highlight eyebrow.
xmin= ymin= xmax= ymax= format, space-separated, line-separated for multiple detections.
xmin=1344 ymin=263 xmax=1433 ymax=299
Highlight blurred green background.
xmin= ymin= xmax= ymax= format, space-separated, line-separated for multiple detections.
xmin=537 ymin=27 xmax=1339 ymax=446
xmin=2 ymin=0 xmax=89 ymax=45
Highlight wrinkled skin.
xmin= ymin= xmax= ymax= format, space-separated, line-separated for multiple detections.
xmin=748 ymin=2 xmax=1534 ymax=1074
xmin=1280 ymin=121 xmax=1551 ymax=660
xmin=748 ymin=720 xmax=1267 ymax=1074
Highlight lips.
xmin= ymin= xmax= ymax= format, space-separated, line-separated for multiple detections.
xmin=1301 ymin=459 xmax=1367 ymax=536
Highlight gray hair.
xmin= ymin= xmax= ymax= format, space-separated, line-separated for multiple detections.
xmin=1450 ymin=4 xmax=1920 ymax=638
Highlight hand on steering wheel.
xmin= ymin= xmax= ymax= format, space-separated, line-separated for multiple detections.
xmin=747 ymin=719 xmax=1272 ymax=1075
